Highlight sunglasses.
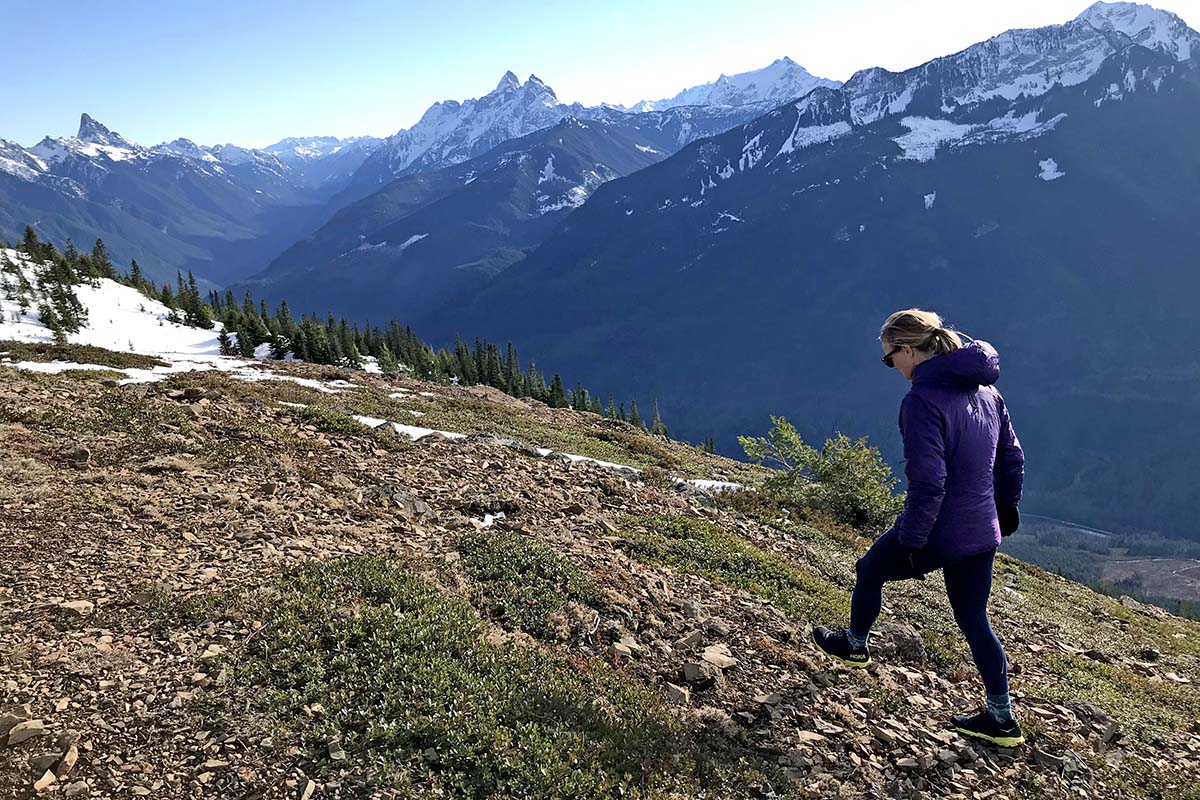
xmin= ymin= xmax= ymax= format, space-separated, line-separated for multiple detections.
xmin=881 ymin=345 xmax=904 ymax=368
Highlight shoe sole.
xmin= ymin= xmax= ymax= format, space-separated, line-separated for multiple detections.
xmin=953 ymin=726 xmax=1025 ymax=747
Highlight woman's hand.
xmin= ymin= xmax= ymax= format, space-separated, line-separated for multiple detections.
xmin=998 ymin=505 xmax=1020 ymax=537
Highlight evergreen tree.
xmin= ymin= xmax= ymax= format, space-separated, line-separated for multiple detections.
xmin=130 ymin=259 xmax=144 ymax=290
xmin=548 ymin=374 xmax=567 ymax=407
xmin=91 ymin=239 xmax=116 ymax=279
xmin=217 ymin=330 xmax=235 ymax=356
xmin=606 ymin=395 xmax=617 ymax=419
xmin=701 ymin=436 xmax=716 ymax=454
xmin=629 ymin=399 xmax=645 ymax=430
xmin=377 ymin=345 xmax=400 ymax=375
xmin=504 ymin=342 xmax=522 ymax=396
xmin=650 ymin=399 xmax=669 ymax=438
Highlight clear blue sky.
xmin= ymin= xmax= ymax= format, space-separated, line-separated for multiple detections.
xmin=6 ymin=0 xmax=1198 ymax=148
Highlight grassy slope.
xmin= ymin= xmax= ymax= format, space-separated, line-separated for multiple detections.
xmin=0 ymin=345 xmax=1197 ymax=799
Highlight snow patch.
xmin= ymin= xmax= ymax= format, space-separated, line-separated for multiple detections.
xmin=924 ymin=192 xmax=937 ymax=209
xmin=893 ymin=117 xmax=973 ymax=162
xmin=1038 ymin=158 xmax=1065 ymax=181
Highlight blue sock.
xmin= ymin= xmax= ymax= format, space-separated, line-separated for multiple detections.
xmin=846 ymin=629 xmax=869 ymax=650
xmin=986 ymin=692 xmax=1013 ymax=723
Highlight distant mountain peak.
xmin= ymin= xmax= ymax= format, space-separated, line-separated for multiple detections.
xmin=496 ymin=71 xmax=522 ymax=92
xmin=622 ymin=58 xmax=840 ymax=111
xmin=1077 ymin=1 xmax=1197 ymax=60
xmin=77 ymin=113 xmax=135 ymax=149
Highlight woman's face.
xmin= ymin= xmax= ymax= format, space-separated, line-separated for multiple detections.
xmin=882 ymin=340 xmax=923 ymax=381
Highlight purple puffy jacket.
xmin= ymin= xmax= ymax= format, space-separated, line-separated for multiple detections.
xmin=892 ymin=340 xmax=1025 ymax=562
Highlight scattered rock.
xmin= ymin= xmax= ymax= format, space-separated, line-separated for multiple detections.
xmin=6 ymin=719 xmax=48 ymax=745
xmin=33 ymin=770 xmax=56 ymax=792
xmin=701 ymin=643 xmax=738 ymax=670
xmin=59 ymin=444 xmax=90 ymax=466
xmin=665 ymin=683 xmax=690 ymax=704
xmin=59 ymin=599 xmax=94 ymax=616
xmin=870 ymin=622 xmax=925 ymax=663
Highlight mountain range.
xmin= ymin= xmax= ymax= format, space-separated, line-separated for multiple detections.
xmin=0 ymin=59 xmax=829 ymax=289
xmin=2 ymin=1 xmax=1198 ymax=544
xmin=416 ymin=1 xmax=1200 ymax=540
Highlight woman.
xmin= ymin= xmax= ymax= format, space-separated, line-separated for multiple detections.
xmin=813 ymin=309 xmax=1026 ymax=747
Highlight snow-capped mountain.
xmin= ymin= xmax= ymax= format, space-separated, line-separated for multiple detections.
xmin=264 ymin=135 xmax=381 ymax=163
xmin=619 ymin=57 xmax=840 ymax=112
xmin=0 ymin=114 xmax=331 ymax=287
xmin=421 ymin=2 xmax=1200 ymax=543
xmin=339 ymin=69 xmax=809 ymax=201
xmin=238 ymin=116 xmax=670 ymax=324
xmin=1078 ymin=0 xmax=1198 ymax=59
xmin=263 ymin=135 xmax=384 ymax=189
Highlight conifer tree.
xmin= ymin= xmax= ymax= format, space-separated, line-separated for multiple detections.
xmin=91 ymin=239 xmax=116 ymax=279
xmin=548 ymin=374 xmax=567 ymax=407
xmin=650 ymin=399 xmax=669 ymax=438
xmin=606 ymin=395 xmax=618 ymax=419
xmin=629 ymin=399 xmax=645 ymax=430
xmin=217 ymin=330 xmax=235 ymax=356
xmin=505 ymin=342 xmax=522 ymax=396
xmin=377 ymin=345 xmax=400 ymax=375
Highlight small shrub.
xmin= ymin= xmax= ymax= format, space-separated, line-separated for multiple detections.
xmin=739 ymin=416 xmax=903 ymax=534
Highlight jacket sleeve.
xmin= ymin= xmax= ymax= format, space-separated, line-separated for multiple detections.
xmin=994 ymin=393 xmax=1025 ymax=508
xmin=895 ymin=392 xmax=947 ymax=550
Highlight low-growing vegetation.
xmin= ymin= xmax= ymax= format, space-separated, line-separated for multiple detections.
xmin=234 ymin=556 xmax=798 ymax=798
xmin=617 ymin=514 xmax=849 ymax=623
xmin=458 ymin=529 xmax=603 ymax=637
xmin=0 ymin=339 xmax=169 ymax=369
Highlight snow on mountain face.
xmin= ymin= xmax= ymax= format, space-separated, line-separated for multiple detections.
xmin=623 ymin=57 xmax=841 ymax=111
xmin=1078 ymin=1 xmax=1197 ymax=60
xmin=0 ymin=139 xmax=49 ymax=181
xmin=263 ymin=135 xmax=382 ymax=163
xmin=366 ymin=72 xmax=566 ymax=178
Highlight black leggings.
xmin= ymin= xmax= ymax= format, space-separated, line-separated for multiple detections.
xmin=849 ymin=528 xmax=1009 ymax=697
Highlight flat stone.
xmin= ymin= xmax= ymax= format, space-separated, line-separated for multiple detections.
xmin=55 ymin=744 xmax=79 ymax=778
xmin=59 ymin=600 xmax=94 ymax=616
xmin=665 ymin=683 xmax=690 ymax=704
xmin=7 ymin=719 xmax=48 ymax=745
xmin=673 ymin=630 xmax=703 ymax=651
xmin=701 ymin=643 xmax=738 ymax=670
xmin=33 ymin=770 xmax=56 ymax=793
xmin=682 ymin=660 xmax=718 ymax=684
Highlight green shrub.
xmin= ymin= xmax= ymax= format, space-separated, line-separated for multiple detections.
xmin=739 ymin=416 xmax=903 ymax=533
xmin=458 ymin=529 xmax=602 ymax=636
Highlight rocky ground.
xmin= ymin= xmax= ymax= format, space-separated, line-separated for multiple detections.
xmin=1 ymin=355 xmax=1198 ymax=799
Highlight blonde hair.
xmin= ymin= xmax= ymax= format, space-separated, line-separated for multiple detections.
xmin=879 ymin=308 xmax=963 ymax=356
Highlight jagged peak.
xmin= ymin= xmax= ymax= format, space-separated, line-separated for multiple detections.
xmin=77 ymin=113 xmax=113 ymax=142
xmin=496 ymin=70 xmax=522 ymax=92
xmin=1077 ymin=1 xmax=1197 ymax=59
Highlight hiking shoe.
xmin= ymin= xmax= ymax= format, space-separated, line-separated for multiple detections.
xmin=951 ymin=709 xmax=1025 ymax=747
xmin=812 ymin=626 xmax=870 ymax=668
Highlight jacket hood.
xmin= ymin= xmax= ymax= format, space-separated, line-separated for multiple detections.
xmin=912 ymin=340 xmax=1000 ymax=387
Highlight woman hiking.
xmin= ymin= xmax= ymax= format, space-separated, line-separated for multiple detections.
xmin=813 ymin=309 xmax=1026 ymax=747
